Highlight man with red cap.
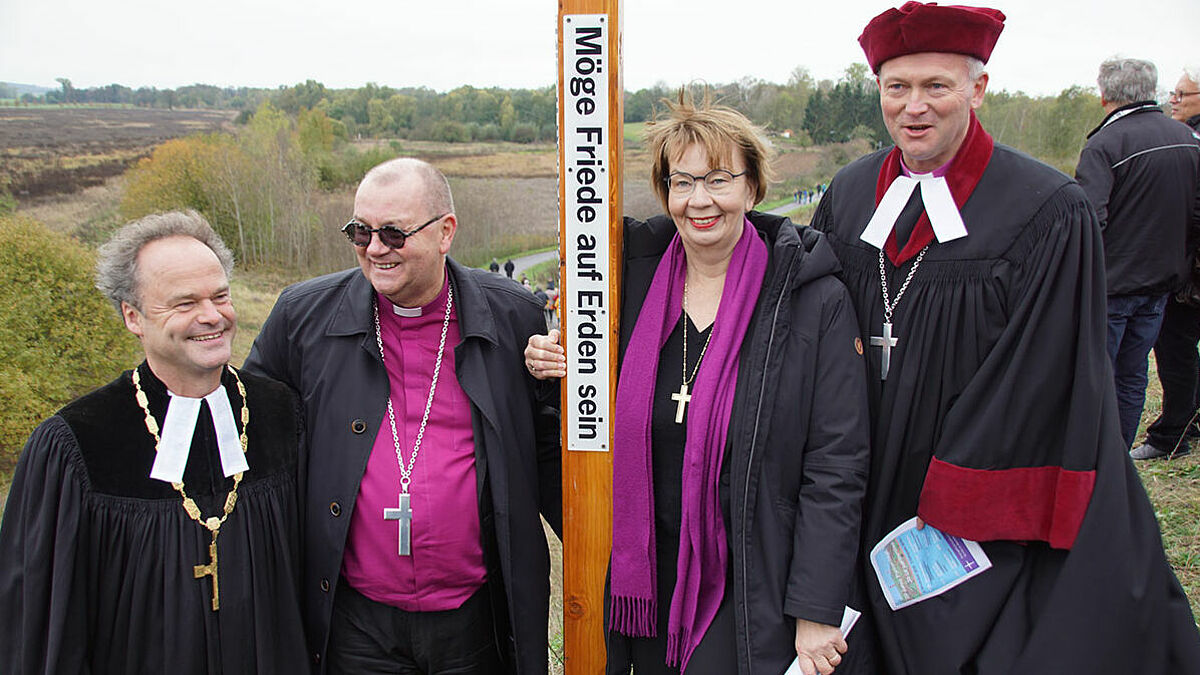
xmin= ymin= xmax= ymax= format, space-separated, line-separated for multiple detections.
xmin=811 ymin=3 xmax=1200 ymax=673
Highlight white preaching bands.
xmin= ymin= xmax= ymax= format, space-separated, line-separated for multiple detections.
xmin=150 ymin=385 xmax=249 ymax=484
xmin=859 ymin=172 xmax=968 ymax=250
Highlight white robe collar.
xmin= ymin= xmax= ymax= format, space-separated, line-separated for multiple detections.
xmin=149 ymin=384 xmax=249 ymax=484
xmin=859 ymin=170 xmax=969 ymax=250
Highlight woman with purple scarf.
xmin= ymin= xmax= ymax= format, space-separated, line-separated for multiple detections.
xmin=527 ymin=96 xmax=871 ymax=675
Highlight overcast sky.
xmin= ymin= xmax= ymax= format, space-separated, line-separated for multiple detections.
xmin=1 ymin=0 xmax=1196 ymax=98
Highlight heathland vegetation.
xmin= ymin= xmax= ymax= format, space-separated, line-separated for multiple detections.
xmin=3 ymin=64 xmax=1109 ymax=274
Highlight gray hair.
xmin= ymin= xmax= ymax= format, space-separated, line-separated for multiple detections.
xmin=1184 ymin=66 xmax=1200 ymax=88
xmin=360 ymin=157 xmax=455 ymax=216
xmin=966 ymin=56 xmax=986 ymax=81
xmin=95 ymin=210 xmax=234 ymax=315
xmin=1097 ymin=58 xmax=1158 ymax=104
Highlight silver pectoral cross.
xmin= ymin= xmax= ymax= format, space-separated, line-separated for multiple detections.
xmin=870 ymin=322 xmax=899 ymax=380
xmin=671 ymin=383 xmax=692 ymax=424
xmin=383 ymin=492 xmax=413 ymax=556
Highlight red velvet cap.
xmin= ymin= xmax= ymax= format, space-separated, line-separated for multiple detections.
xmin=859 ymin=2 xmax=1006 ymax=73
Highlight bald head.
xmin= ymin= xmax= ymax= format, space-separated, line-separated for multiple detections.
xmin=358 ymin=158 xmax=454 ymax=217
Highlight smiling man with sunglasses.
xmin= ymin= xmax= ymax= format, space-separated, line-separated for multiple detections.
xmin=244 ymin=158 xmax=562 ymax=675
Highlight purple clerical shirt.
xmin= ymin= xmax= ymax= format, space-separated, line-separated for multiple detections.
xmin=341 ymin=279 xmax=486 ymax=611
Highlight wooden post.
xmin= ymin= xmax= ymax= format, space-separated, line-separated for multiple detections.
xmin=557 ymin=2 xmax=622 ymax=672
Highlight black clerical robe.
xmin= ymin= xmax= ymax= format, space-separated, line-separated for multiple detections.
xmin=0 ymin=363 xmax=307 ymax=674
xmin=812 ymin=143 xmax=1200 ymax=674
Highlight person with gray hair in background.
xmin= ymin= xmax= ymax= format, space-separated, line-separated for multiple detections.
xmin=0 ymin=210 xmax=308 ymax=674
xmin=1075 ymin=57 xmax=1200 ymax=452
xmin=1141 ymin=65 xmax=1200 ymax=460
xmin=1170 ymin=65 xmax=1200 ymax=130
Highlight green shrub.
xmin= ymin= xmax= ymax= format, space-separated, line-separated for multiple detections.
xmin=0 ymin=186 xmax=16 ymax=216
xmin=0 ymin=215 xmax=140 ymax=471
xmin=337 ymin=145 xmax=399 ymax=187
xmin=510 ymin=123 xmax=538 ymax=144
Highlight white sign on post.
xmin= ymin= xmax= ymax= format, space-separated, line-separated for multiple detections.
xmin=561 ymin=14 xmax=611 ymax=452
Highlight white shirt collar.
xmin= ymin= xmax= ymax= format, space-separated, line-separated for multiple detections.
xmin=149 ymin=384 xmax=249 ymax=484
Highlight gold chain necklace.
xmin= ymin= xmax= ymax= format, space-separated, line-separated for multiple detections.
xmin=670 ymin=278 xmax=716 ymax=424
xmin=132 ymin=364 xmax=249 ymax=611
xmin=682 ymin=279 xmax=715 ymax=387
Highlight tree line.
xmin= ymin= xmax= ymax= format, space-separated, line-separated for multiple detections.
xmin=10 ymin=67 xmax=1107 ymax=162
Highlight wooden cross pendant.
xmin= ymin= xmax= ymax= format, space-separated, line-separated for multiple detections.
xmin=870 ymin=321 xmax=899 ymax=380
xmin=671 ymin=382 xmax=691 ymax=424
xmin=384 ymin=492 xmax=413 ymax=556
xmin=193 ymin=534 xmax=220 ymax=611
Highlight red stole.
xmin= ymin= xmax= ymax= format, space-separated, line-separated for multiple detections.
xmin=875 ymin=112 xmax=994 ymax=264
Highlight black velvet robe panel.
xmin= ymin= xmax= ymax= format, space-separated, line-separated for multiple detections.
xmin=0 ymin=364 xmax=307 ymax=675
xmin=812 ymin=144 xmax=1200 ymax=674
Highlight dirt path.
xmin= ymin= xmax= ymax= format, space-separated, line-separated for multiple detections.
xmin=512 ymin=250 xmax=557 ymax=277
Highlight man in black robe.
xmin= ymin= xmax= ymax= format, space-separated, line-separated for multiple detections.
xmin=0 ymin=211 xmax=307 ymax=674
xmin=811 ymin=3 xmax=1200 ymax=673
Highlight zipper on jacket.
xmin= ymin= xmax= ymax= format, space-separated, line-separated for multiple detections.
xmin=740 ymin=252 xmax=798 ymax=673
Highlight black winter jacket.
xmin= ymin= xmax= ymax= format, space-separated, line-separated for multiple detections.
xmin=1075 ymin=101 xmax=1200 ymax=295
xmin=607 ymin=212 xmax=871 ymax=674
xmin=243 ymin=260 xmax=561 ymax=674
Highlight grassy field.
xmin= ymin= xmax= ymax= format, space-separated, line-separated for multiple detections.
xmin=1135 ymin=361 xmax=1200 ymax=606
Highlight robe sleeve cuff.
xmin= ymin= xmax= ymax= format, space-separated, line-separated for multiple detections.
xmin=918 ymin=456 xmax=1095 ymax=550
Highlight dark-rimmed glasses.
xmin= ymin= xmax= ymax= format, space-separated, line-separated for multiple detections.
xmin=341 ymin=213 xmax=448 ymax=249
xmin=665 ymin=169 xmax=747 ymax=196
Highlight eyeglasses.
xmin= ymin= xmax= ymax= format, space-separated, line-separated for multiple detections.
xmin=1169 ymin=90 xmax=1200 ymax=100
xmin=665 ymin=169 xmax=746 ymax=196
xmin=341 ymin=213 xmax=448 ymax=249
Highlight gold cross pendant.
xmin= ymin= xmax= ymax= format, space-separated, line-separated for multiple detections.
xmin=193 ymin=534 xmax=220 ymax=611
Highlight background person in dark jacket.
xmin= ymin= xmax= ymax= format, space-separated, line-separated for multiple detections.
xmin=1142 ymin=66 xmax=1200 ymax=460
xmin=526 ymin=96 xmax=870 ymax=675
xmin=243 ymin=158 xmax=562 ymax=674
xmin=1075 ymin=57 xmax=1200 ymax=450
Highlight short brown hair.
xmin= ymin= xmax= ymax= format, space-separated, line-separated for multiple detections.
xmin=644 ymin=90 xmax=773 ymax=210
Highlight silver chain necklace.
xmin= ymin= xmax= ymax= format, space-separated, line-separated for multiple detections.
xmin=374 ymin=282 xmax=453 ymax=555
xmin=872 ymin=246 xmax=928 ymax=380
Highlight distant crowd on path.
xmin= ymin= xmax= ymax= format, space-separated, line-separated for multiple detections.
xmin=4 ymin=3 xmax=1200 ymax=675
xmin=794 ymin=183 xmax=828 ymax=205
xmin=488 ymin=256 xmax=559 ymax=330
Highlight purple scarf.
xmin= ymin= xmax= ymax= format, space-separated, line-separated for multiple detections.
xmin=610 ymin=218 xmax=768 ymax=670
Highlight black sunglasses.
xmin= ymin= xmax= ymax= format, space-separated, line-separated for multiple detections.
xmin=341 ymin=213 xmax=448 ymax=249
